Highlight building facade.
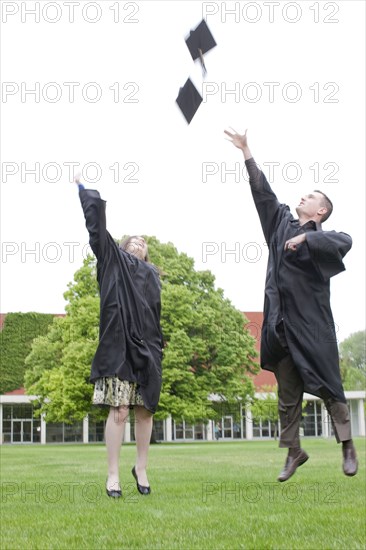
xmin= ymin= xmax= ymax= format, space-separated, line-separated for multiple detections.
xmin=1 ymin=389 xmax=365 ymax=444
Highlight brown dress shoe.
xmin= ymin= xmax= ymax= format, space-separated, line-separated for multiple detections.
xmin=342 ymin=444 xmax=358 ymax=476
xmin=277 ymin=449 xmax=309 ymax=482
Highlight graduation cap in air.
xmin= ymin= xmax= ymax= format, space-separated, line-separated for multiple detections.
xmin=185 ymin=19 xmax=217 ymax=75
xmin=176 ymin=78 xmax=203 ymax=124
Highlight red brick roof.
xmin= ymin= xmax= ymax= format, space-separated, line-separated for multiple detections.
xmin=243 ymin=311 xmax=277 ymax=391
xmin=4 ymin=387 xmax=26 ymax=395
xmin=0 ymin=313 xmax=6 ymax=330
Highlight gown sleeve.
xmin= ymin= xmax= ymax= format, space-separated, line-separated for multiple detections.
xmin=79 ymin=188 xmax=108 ymax=261
xmin=305 ymin=230 xmax=352 ymax=281
xmin=245 ymin=157 xmax=292 ymax=243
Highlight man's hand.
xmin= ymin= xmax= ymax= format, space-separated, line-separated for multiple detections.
xmin=74 ymin=172 xmax=81 ymax=185
xmin=284 ymin=233 xmax=307 ymax=251
xmin=224 ymin=128 xmax=253 ymax=161
xmin=224 ymin=128 xmax=248 ymax=150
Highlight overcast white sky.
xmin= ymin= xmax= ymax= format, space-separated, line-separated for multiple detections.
xmin=1 ymin=0 xmax=365 ymax=343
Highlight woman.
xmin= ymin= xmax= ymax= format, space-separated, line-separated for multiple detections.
xmin=75 ymin=176 xmax=163 ymax=498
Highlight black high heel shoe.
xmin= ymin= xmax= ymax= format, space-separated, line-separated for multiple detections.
xmin=132 ymin=466 xmax=151 ymax=495
xmin=106 ymin=478 xmax=122 ymax=498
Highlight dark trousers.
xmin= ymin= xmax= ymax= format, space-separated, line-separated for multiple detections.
xmin=273 ymin=324 xmax=352 ymax=448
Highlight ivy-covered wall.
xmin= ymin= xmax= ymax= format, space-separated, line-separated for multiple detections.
xmin=0 ymin=313 xmax=55 ymax=394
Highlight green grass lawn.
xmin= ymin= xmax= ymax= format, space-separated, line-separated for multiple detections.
xmin=1 ymin=438 xmax=365 ymax=549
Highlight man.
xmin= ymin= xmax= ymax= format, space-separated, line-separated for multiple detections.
xmin=225 ymin=128 xmax=358 ymax=481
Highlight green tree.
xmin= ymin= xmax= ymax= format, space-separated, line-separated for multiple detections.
xmin=0 ymin=312 xmax=54 ymax=393
xmin=25 ymin=238 xmax=259 ymax=423
xmin=339 ymin=330 xmax=366 ymax=390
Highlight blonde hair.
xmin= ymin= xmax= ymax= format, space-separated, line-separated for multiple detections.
xmin=119 ymin=236 xmax=149 ymax=262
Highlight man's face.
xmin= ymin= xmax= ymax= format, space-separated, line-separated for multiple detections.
xmin=296 ymin=192 xmax=326 ymax=220
xmin=126 ymin=236 xmax=148 ymax=260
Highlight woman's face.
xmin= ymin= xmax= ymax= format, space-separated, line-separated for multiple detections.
xmin=125 ymin=236 xmax=148 ymax=260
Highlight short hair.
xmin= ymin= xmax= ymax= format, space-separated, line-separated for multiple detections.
xmin=314 ymin=190 xmax=333 ymax=223
xmin=119 ymin=235 xmax=149 ymax=262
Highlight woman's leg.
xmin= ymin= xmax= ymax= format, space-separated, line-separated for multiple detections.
xmin=105 ymin=405 xmax=129 ymax=490
xmin=134 ymin=406 xmax=153 ymax=486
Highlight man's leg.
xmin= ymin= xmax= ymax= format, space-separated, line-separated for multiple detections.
xmin=275 ymin=354 xmax=304 ymax=449
xmin=322 ymin=396 xmax=351 ymax=442
xmin=322 ymin=395 xmax=358 ymax=476
xmin=274 ymin=353 xmax=309 ymax=481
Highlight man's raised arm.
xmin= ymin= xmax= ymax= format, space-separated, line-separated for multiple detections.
xmin=224 ymin=128 xmax=262 ymax=186
xmin=224 ymin=128 xmax=289 ymax=242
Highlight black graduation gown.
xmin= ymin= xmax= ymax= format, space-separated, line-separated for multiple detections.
xmin=246 ymin=158 xmax=352 ymax=403
xmin=79 ymin=189 xmax=163 ymax=413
